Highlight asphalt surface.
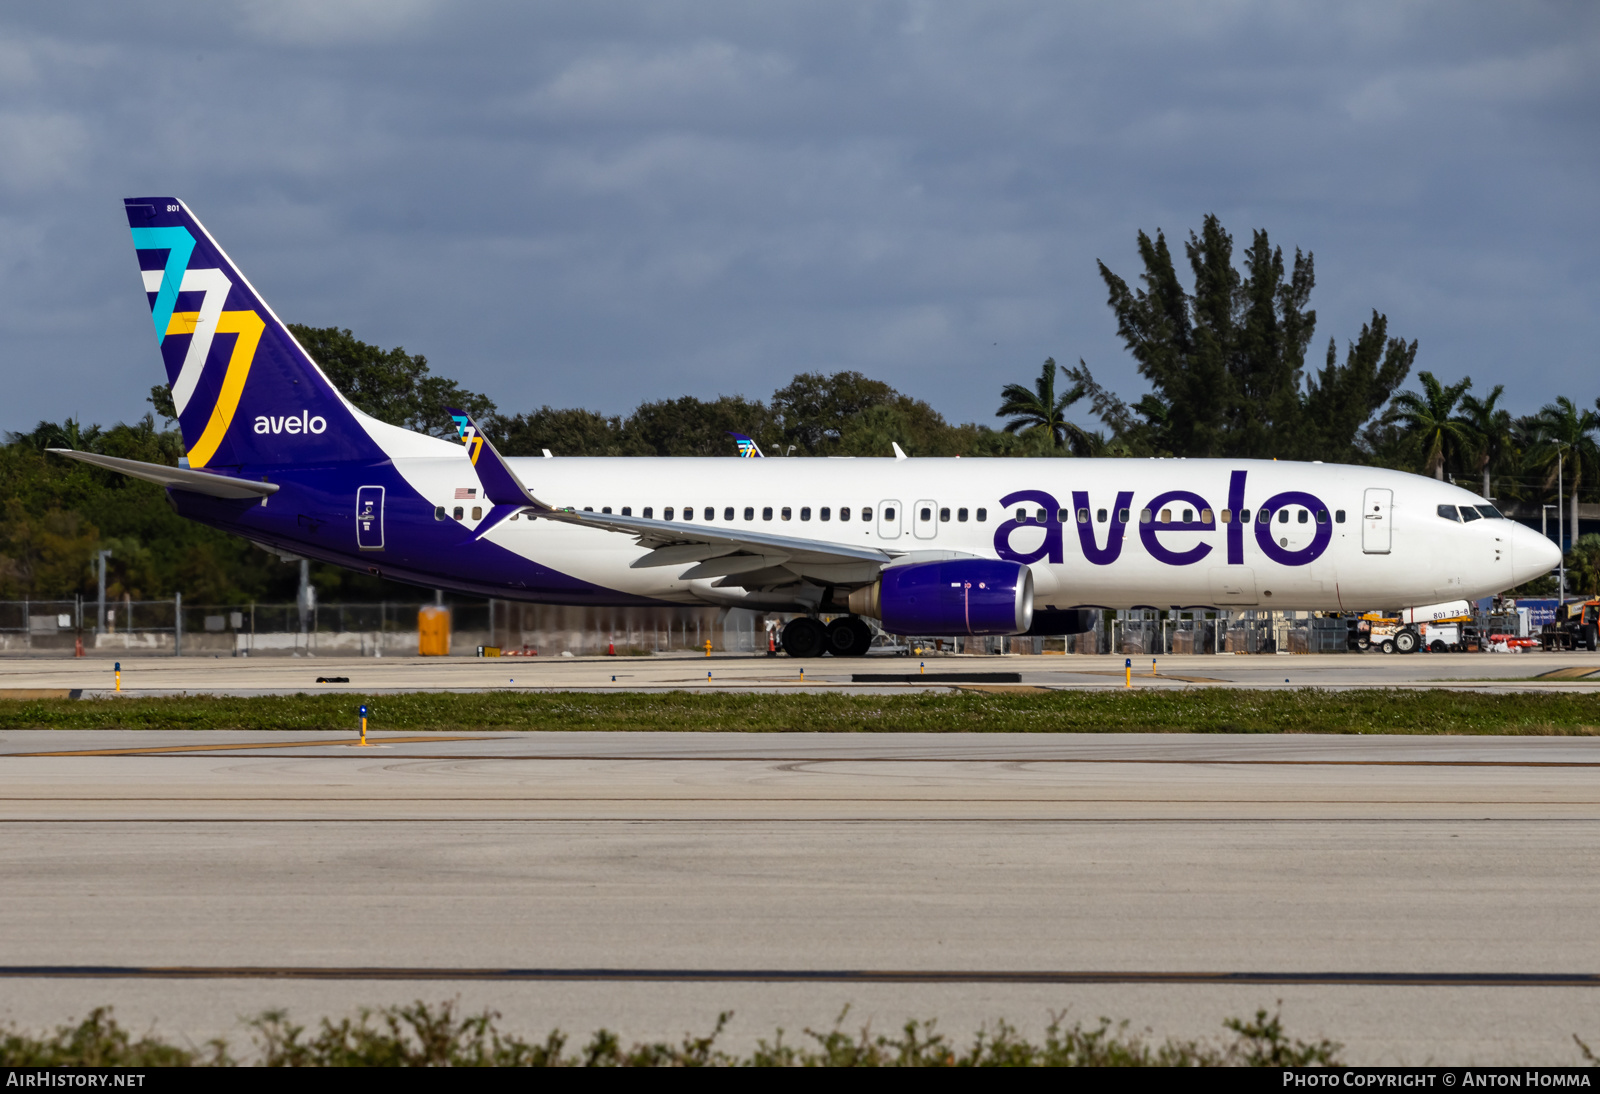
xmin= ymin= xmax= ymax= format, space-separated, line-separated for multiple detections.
xmin=1 ymin=730 xmax=1598 ymax=1064
xmin=3 ymin=649 xmax=1600 ymax=696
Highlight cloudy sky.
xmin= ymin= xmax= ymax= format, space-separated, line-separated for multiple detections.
xmin=2 ymin=1 xmax=1597 ymax=433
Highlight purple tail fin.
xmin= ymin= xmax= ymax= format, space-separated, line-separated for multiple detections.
xmin=125 ymin=197 xmax=392 ymax=470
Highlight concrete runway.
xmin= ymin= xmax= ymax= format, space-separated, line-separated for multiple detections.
xmin=1 ymin=730 xmax=1598 ymax=1064
xmin=4 ymin=648 xmax=1600 ymax=697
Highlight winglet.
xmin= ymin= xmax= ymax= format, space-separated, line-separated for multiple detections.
xmin=727 ymin=432 xmax=764 ymax=458
xmin=892 ymin=442 xmax=908 ymax=461
xmin=445 ymin=408 xmax=546 ymax=508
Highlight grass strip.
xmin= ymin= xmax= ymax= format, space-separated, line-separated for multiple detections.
xmin=0 ymin=688 xmax=1598 ymax=734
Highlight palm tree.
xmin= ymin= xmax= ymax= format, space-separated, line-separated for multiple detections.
xmin=1388 ymin=372 xmax=1474 ymax=480
xmin=1458 ymin=385 xmax=1512 ymax=499
xmin=1533 ymin=396 xmax=1600 ymax=547
xmin=997 ymin=358 xmax=1093 ymax=455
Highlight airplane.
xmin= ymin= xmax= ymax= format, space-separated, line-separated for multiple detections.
xmin=47 ymin=197 xmax=1563 ymax=658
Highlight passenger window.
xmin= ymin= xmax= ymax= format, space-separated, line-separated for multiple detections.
xmin=1240 ymin=509 xmax=1251 ymax=523
xmin=1437 ymin=505 xmax=1460 ymax=521
xmin=1258 ymin=509 xmax=1271 ymax=524
xmin=452 ymin=506 xmax=463 ymax=520
xmin=763 ymin=507 xmax=773 ymax=521
xmin=1200 ymin=508 xmax=1212 ymax=524
xmin=821 ymin=507 xmax=831 ymax=521
xmin=1159 ymin=508 xmax=1171 ymax=523
xmin=957 ymin=508 xmax=969 ymax=522
xmin=920 ymin=507 xmax=931 ymax=521
xmin=724 ymin=507 xmax=734 ymax=521
xmin=1335 ymin=510 xmax=1345 ymax=523
xmin=434 ymin=506 xmax=445 ymax=521
xmin=643 ymin=507 xmax=653 ymax=519
xmin=1015 ymin=508 xmax=1027 ymax=523
xmin=1077 ymin=508 xmax=1090 ymax=524
xmin=473 ymin=506 xmax=484 ymax=519
xmin=664 ymin=507 xmax=674 ymax=521
xmin=705 ymin=507 xmax=715 ymax=521
xmin=602 ymin=507 xmax=612 ymax=514
xmin=1460 ymin=507 xmax=1481 ymax=523
xmin=1140 ymin=509 xmax=1153 ymax=524
xmin=862 ymin=507 xmax=873 ymax=521
xmin=1117 ymin=508 xmax=1129 ymax=523
xmin=801 ymin=507 xmax=812 ymax=521
xmin=1035 ymin=508 xmax=1047 ymax=524
xmin=940 ymin=507 xmax=951 ymax=522
xmin=1278 ymin=510 xmax=1289 ymax=524
xmin=781 ymin=507 xmax=792 ymax=521
xmin=1181 ymin=508 xmax=1192 ymax=522
xmin=583 ymin=507 xmax=593 ymax=512
xmin=840 ymin=507 xmax=850 ymax=522
xmin=622 ymin=507 xmax=633 ymax=516
xmin=1316 ymin=510 xmax=1328 ymax=524
xmin=884 ymin=507 xmax=895 ymax=521
xmin=976 ymin=508 xmax=987 ymax=522
xmin=1297 ymin=509 xmax=1308 ymax=524
xmin=1219 ymin=509 xmax=1230 ymax=524
xmin=744 ymin=507 xmax=754 ymax=521
xmin=1096 ymin=508 xmax=1106 ymax=523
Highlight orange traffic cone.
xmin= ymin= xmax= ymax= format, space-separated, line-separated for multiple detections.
xmin=74 ymin=635 xmax=84 ymax=658
xmin=607 ymin=641 xmax=616 ymax=656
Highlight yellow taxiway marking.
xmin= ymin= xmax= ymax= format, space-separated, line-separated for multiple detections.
xmin=6 ymin=736 xmax=494 ymax=758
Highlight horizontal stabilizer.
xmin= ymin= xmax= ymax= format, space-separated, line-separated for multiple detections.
xmin=47 ymin=449 xmax=280 ymax=499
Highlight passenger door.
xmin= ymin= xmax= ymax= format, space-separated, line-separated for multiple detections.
xmin=1362 ymin=488 xmax=1392 ymax=554
xmin=878 ymin=499 xmax=903 ymax=539
xmin=357 ymin=486 xmax=385 ymax=550
xmin=912 ymin=499 xmax=938 ymax=540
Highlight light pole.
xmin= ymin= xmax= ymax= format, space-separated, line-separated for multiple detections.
xmin=1559 ymin=450 xmax=1567 ymax=603
xmin=95 ymin=549 xmax=112 ymax=634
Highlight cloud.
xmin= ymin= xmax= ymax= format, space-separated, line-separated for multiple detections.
xmin=235 ymin=0 xmax=440 ymax=46
xmin=0 ymin=111 xmax=89 ymax=192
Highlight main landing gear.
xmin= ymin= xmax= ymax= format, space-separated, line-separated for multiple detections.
xmin=780 ymin=616 xmax=873 ymax=658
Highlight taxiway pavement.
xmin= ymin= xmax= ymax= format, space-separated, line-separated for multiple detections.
xmin=0 ymin=730 xmax=1597 ymax=1064
xmin=3 ymin=649 xmax=1600 ymax=697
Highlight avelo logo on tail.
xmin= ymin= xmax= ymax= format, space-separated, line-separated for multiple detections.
xmin=254 ymin=411 xmax=328 ymax=435
xmin=131 ymin=220 xmax=265 ymax=469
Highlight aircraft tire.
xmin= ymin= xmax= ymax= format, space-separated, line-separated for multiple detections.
xmin=825 ymin=617 xmax=874 ymax=657
xmin=781 ymin=616 xmax=828 ymax=658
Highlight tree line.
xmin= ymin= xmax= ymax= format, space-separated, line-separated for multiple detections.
xmin=6 ymin=215 xmax=1597 ymax=603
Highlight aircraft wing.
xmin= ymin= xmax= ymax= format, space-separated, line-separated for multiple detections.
xmin=47 ymin=449 xmax=280 ymax=500
xmin=443 ymin=407 xmax=907 ymax=587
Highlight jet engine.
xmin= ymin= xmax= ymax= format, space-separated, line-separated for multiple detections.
xmin=847 ymin=559 xmax=1033 ymax=636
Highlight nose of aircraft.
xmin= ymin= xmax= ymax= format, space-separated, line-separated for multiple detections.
xmin=1509 ymin=521 xmax=1563 ymax=587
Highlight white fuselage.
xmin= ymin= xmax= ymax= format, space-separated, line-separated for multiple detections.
xmin=387 ymin=455 xmax=1560 ymax=613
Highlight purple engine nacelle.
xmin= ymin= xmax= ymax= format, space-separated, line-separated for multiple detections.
xmin=872 ymin=558 xmax=1034 ymax=636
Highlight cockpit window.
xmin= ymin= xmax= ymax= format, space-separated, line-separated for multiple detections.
xmin=1436 ymin=504 xmax=1460 ymax=521
xmin=1476 ymin=505 xmax=1504 ymax=519
xmin=1460 ymin=506 xmax=1482 ymax=523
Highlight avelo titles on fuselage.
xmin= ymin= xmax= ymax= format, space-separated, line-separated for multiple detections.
xmin=48 ymin=198 xmax=1562 ymax=658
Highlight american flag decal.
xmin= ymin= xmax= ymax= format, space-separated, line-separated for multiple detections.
xmin=455 ymin=487 xmax=476 ymax=499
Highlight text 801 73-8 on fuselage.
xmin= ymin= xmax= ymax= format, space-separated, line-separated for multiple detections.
xmin=50 ymin=198 xmax=1562 ymax=655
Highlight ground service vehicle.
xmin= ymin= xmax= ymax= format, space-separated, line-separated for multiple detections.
xmin=1539 ymin=600 xmax=1600 ymax=652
